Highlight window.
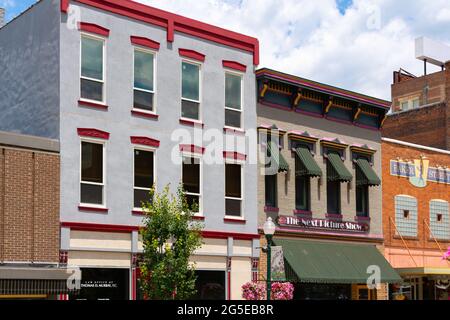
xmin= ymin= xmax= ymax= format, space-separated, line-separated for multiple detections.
xmin=355 ymin=164 xmax=369 ymax=217
xmin=400 ymin=101 xmax=409 ymax=111
xmin=326 ymin=157 xmax=342 ymax=214
xmin=412 ymin=98 xmax=420 ymax=109
xmin=182 ymin=157 xmax=201 ymax=213
xmin=225 ymin=163 xmax=242 ymax=217
xmin=296 ymin=175 xmax=310 ymax=211
xmin=133 ymin=48 xmax=155 ymax=112
xmin=181 ymin=61 xmax=200 ymax=120
xmin=80 ymin=141 xmax=104 ymax=205
xmin=394 ymin=195 xmax=418 ymax=237
xmin=429 ymin=200 xmax=449 ymax=240
xmin=191 ymin=271 xmax=226 ymax=300
xmin=81 ymin=35 xmax=104 ymax=102
xmin=225 ymin=73 xmax=242 ymax=128
xmin=134 ymin=149 xmax=154 ymax=209
xmin=265 ymin=174 xmax=277 ymax=208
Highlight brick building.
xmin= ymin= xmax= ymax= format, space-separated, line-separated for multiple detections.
xmin=382 ymin=61 xmax=450 ymax=150
xmin=256 ymin=68 xmax=401 ymax=300
xmin=382 ymin=137 xmax=450 ymax=300
xmin=0 ymin=131 xmax=72 ymax=299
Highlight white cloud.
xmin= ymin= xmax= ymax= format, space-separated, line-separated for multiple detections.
xmin=135 ymin=0 xmax=450 ymax=100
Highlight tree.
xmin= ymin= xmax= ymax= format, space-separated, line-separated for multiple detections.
xmin=139 ymin=184 xmax=204 ymax=300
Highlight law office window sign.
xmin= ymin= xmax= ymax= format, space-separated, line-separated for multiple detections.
xmin=390 ymin=158 xmax=450 ymax=187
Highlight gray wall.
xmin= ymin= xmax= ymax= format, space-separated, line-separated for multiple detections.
xmin=0 ymin=0 xmax=60 ymax=139
xmin=59 ymin=3 xmax=258 ymax=234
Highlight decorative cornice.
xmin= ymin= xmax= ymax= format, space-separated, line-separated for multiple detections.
xmin=77 ymin=128 xmax=110 ymax=140
xmin=350 ymin=144 xmax=376 ymax=155
xmin=288 ymin=130 xmax=319 ymax=143
xmin=179 ymin=144 xmax=205 ymax=155
xmin=130 ymin=36 xmax=160 ymax=50
xmin=222 ymin=60 xmax=247 ymax=72
xmin=223 ymin=151 xmax=247 ymax=161
xmin=78 ymin=22 xmax=110 ymax=37
xmin=61 ymin=222 xmax=139 ymax=233
xmin=179 ymin=48 xmax=205 ymax=62
xmin=130 ymin=136 xmax=160 ymax=148
xmin=320 ymin=137 xmax=348 ymax=149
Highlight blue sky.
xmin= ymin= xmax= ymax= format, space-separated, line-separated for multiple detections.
xmin=2 ymin=0 xmax=450 ymax=100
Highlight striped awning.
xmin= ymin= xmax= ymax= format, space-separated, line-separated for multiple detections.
xmin=355 ymin=158 xmax=381 ymax=186
xmin=267 ymin=141 xmax=289 ymax=173
xmin=326 ymin=152 xmax=353 ymax=182
xmin=294 ymin=146 xmax=322 ymax=177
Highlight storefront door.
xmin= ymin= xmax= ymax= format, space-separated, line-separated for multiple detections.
xmin=355 ymin=285 xmax=377 ymax=300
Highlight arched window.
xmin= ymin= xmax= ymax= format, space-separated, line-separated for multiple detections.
xmin=394 ymin=195 xmax=418 ymax=237
xmin=429 ymin=200 xmax=449 ymax=240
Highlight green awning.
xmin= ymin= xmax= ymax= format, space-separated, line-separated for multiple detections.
xmin=356 ymin=158 xmax=381 ymax=186
xmin=327 ymin=152 xmax=353 ymax=182
xmin=267 ymin=141 xmax=289 ymax=172
xmin=273 ymin=238 xmax=402 ymax=284
xmin=294 ymin=146 xmax=322 ymax=177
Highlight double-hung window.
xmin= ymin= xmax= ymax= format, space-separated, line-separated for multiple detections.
xmin=80 ymin=35 xmax=105 ymax=103
xmin=182 ymin=157 xmax=201 ymax=213
xmin=80 ymin=141 xmax=105 ymax=206
xmin=134 ymin=149 xmax=154 ymax=209
xmin=181 ymin=61 xmax=201 ymax=120
xmin=225 ymin=73 xmax=243 ymax=128
xmin=265 ymin=174 xmax=277 ymax=208
xmin=133 ymin=48 xmax=155 ymax=112
xmin=225 ymin=163 xmax=243 ymax=217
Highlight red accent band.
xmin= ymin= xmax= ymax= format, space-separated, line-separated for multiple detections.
xmin=132 ymin=210 xmax=146 ymax=216
xmin=77 ymin=128 xmax=110 ymax=140
xmin=130 ymin=36 xmax=160 ymax=50
xmin=223 ymin=127 xmax=245 ymax=135
xmin=179 ymin=144 xmax=205 ymax=155
xmin=131 ymin=136 xmax=160 ymax=148
xmin=131 ymin=109 xmax=159 ymax=120
xmin=179 ymin=48 xmax=205 ymax=62
xmin=201 ymin=230 xmax=259 ymax=240
xmin=61 ymin=222 xmax=140 ymax=233
xmin=192 ymin=216 xmax=205 ymax=221
xmin=61 ymin=0 xmax=69 ymax=13
xmin=179 ymin=118 xmax=204 ymax=128
xmin=227 ymin=270 xmax=231 ymax=300
xmin=223 ymin=60 xmax=247 ymax=72
xmin=78 ymin=22 xmax=110 ymax=37
xmin=223 ymin=218 xmax=246 ymax=224
xmin=132 ymin=268 xmax=137 ymax=300
xmin=223 ymin=151 xmax=247 ymax=161
xmin=78 ymin=99 xmax=108 ymax=110
xmin=264 ymin=206 xmax=280 ymax=213
xmin=66 ymin=0 xmax=259 ymax=65
xmin=78 ymin=206 xmax=108 ymax=213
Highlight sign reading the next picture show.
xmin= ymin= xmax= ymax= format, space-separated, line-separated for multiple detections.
xmin=277 ymin=216 xmax=369 ymax=233
xmin=390 ymin=159 xmax=450 ymax=188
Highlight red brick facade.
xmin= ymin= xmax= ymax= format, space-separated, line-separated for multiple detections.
xmin=0 ymin=147 xmax=60 ymax=263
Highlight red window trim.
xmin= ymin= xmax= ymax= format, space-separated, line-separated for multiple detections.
xmin=223 ymin=127 xmax=246 ymax=136
xmin=179 ymin=144 xmax=205 ymax=155
xmin=179 ymin=118 xmax=204 ymax=128
xmin=130 ymin=36 xmax=160 ymax=50
xmin=61 ymin=0 xmax=259 ymax=65
xmin=130 ymin=136 xmax=160 ymax=148
xmin=131 ymin=109 xmax=159 ymax=120
xmin=61 ymin=222 xmax=139 ymax=233
xmin=201 ymin=230 xmax=259 ymax=240
xmin=179 ymin=48 xmax=205 ymax=62
xmin=192 ymin=215 xmax=205 ymax=221
xmin=78 ymin=22 xmax=110 ymax=37
xmin=131 ymin=210 xmax=146 ymax=216
xmin=78 ymin=100 xmax=108 ymax=110
xmin=77 ymin=128 xmax=110 ymax=140
xmin=223 ymin=151 xmax=247 ymax=161
xmin=223 ymin=217 xmax=246 ymax=224
xmin=223 ymin=60 xmax=247 ymax=72
xmin=78 ymin=205 xmax=109 ymax=213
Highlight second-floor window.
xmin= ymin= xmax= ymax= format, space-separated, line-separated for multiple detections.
xmin=134 ymin=149 xmax=154 ymax=209
xmin=81 ymin=35 xmax=105 ymax=103
xmin=181 ymin=61 xmax=201 ymax=121
xmin=182 ymin=157 xmax=201 ymax=213
xmin=81 ymin=141 xmax=104 ymax=206
xmin=265 ymin=174 xmax=277 ymax=208
xmin=225 ymin=163 xmax=242 ymax=217
xmin=133 ymin=48 xmax=155 ymax=112
xmin=225 ymin=73 xmax=243 ymax=128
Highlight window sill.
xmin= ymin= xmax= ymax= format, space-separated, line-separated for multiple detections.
xmin=393 ymin=235 xmax=418 ymax=241
xmin=192 ymin=215 xmax=205 ymax=221
xmin=78 ymin=99 xmax=108 ymax=110
xmin=264 ymin=206 xmax=279 ymax=213
xmin=131 ymin=109 xmax=159 ymax=120
xmin=132 ymin=209 xmax=146 ymax=216
xmin=325 ymin=213 xmax=343 ymax=220
xmin=224 ymin=127 xmax=245 ymax=135
xmin=224 ymin=217 xmax=246 ymax=224
xmin=179 ymin=118 xmax=204 ymax=128
xmin=78 ymin=205 xmax=108 ymax=213
xmin=293 ymin=209 xmax=312 ymax=217
xmin=355 ymin=215 xmax=371 ymax=222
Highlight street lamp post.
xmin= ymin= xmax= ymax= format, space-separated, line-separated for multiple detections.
xmin=263 ymin=217 xmax=276 ymax=301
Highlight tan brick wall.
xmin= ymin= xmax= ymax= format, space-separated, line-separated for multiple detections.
xmin=0 ymin=147 xmax=60 ymax=263
xmin=382 ymin=141 xmax=450 ymax=252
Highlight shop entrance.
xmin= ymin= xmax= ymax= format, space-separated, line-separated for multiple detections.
xmin=293 ymin=283 xmax=351 ymax=300
xmin=70 ymin=268 xmax=130 ymax=300
xmin=191 ymin=270 xmax=226 ymax=300
xmin=354 ymin=285 xmax=377 ymax=300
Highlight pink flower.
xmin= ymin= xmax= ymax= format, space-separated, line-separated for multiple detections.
xmin=443 ymin=247 xmax=450 ymax=261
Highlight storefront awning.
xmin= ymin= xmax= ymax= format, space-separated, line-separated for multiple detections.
xmin=267 ymin=141 xmax=289 ymax=173
xmin=356 ymin=158 xmax=381 ymax=186
xmin=294 ymin=146 xmax=322 ymax=177
xmin=326 ymin=152 xmax=353 ymax=182
xmin=274 ymin=238 xmax=402 ymax=284
xmin=396 ymin=267 xmax=450 ymax=276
